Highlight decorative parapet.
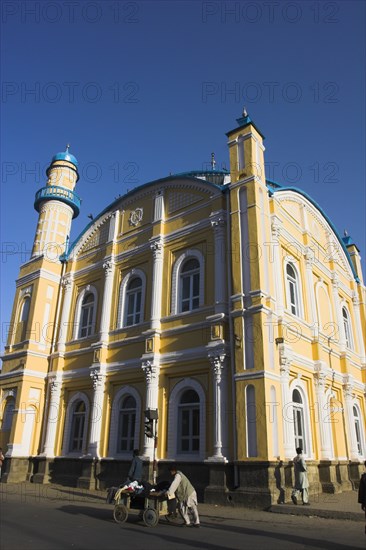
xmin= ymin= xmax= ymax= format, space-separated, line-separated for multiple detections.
xmin=34 ymin=186 xmax=81 ymax=218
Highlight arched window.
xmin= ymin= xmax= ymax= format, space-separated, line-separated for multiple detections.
xmin=178 ymin=389 xmax=200 ymax=453
xmin=2 ymin=398 xmax=15 ymax=431
xmin=69 ymin=400 xmax=86 ymax=452
xmin=286 ymin=263 xmax=301 ymax=316
xmin=19 ymin=296 xmax=31 ymax=340
xmin=293 ymin=389 xmax=306 ymax=452
xmin=20 ymin=297 xmax=31 ymax=323
xmin=353 ymin=405 xmax=363 ymax=455
xmin=117 ymin=395 xmax=137 ymax=452
xmin=80 ymin=293 xmax=94 ymax=337
xmin=125 ymin=277 xmax=142 ymax=326
xmin=117 ymin=270 xmax=146 ymax=328
xmin=180 ymin=258 xmax=200 ymax=313
xmin=342 ymin=306 xmax=354 ymax=350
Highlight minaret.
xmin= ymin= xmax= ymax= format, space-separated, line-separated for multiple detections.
xmin=32 ymin=146 xmax=80 ymax=258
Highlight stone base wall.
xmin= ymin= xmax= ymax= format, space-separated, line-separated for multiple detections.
xmin=1 ymin=457 xmax=363 ymax=508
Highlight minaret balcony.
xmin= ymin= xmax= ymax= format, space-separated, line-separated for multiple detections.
xmin=34 ymin=186 xmax=81 ymax=218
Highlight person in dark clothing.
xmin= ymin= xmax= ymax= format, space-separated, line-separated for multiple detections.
xmin=127 ymin=449 xmax=143 ymax=483
xmin=358 ymin=460 xmax=366 ymax=535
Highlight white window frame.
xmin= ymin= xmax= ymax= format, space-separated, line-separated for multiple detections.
xmin=73 ymin=285 xmax=98 ymax=340
xmin=167 ymin=378 xmax=206 ymax=461
xmin=341 ymin=304 xmax=354 ymax=350
xmin=288 ymin=380 xmax=313 ymax=458
xmin=171 ymin=249 xmax=204 ymax=315
xmin=108 ymin=386 xmax=141 ymax=457
xmin=352 ymin=403 xmax=365 ymax=457
xmin=284 ymin=258 xmax=303 ymax=318
xmin=61 ymin=392 xmax=90 ymax=457
xmin=177 ymin=389 xmax=200 ymax=454
xmin=117 ymin=269 xmax=146 ymax=328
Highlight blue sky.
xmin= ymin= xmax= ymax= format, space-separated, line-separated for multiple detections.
xmin=1 ymin=0 xmax=365 ymax=352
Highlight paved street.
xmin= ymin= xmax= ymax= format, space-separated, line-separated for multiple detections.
xmin=0 ymin=484 xmax=365 ymax=550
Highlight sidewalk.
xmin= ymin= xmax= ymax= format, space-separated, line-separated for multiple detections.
xmin=0 ymin=482 xmax=364 ymax=522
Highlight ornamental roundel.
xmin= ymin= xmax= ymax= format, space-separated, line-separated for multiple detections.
xmin=129 ymin=207 xmax=143 ymax=226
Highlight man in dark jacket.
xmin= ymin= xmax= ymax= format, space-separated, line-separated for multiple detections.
xmin=358 ymin=460 xmax=366 ymax=534
xmin=127 ymin=449 xmax=143 ymax=482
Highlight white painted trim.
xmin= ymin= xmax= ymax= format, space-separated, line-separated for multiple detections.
xmin=171 ymin=249 xmax=205 ymax=315
xmin=61 ymin=391 xmax=90 ymax=456
xmin=288 ymin=379 xmax=314 ymax=459
xmin=108 ymin=386 xmax=142 ymax=457
xmin=73 ymin=285 xmax=98 ymax=340
xmin=117 ymin=268 xmax=146 ymax=328
xmin=167 ymin=378 xmax=206 ymax=461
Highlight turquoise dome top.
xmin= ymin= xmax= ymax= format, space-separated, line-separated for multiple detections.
xmin=51 ymin=146 xmax=78 ymax=167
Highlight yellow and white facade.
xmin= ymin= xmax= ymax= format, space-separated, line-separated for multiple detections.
xmin=1 ymin=114 xmax=365 ymax=506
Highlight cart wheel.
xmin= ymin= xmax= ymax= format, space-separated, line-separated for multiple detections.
xmin=143 ymin=508 xmax=159 ymax=528
xmin=113 ymin=504 xmax=128 ymax=524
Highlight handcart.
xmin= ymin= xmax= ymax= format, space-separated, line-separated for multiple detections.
xmin=113 ymin=487 xmax=178 ymax=527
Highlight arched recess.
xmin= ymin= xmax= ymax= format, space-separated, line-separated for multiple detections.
xmin=61 ymin=392 xmax=90 ymax=456
xmin=288 ymin=378 xmax=313 ymax=458
xmin=117 ymin=269 xmax=147 ymax=328
xmin=171 ymin=249 xmax=205 ymax=315
xmin=245 ymin=385 xmax=257 ymax=457
xmin=73 ymin=285 xmax=98 ymax=339
xmin=167 ymin=378 xmax=206 ymax=460
xmin=108 ymin=386 xmax=142 ymax=457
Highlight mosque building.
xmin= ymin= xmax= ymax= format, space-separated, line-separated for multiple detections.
xmin=1 ymin=112 xmax=365 ymax=507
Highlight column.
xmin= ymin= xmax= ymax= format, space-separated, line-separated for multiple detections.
xmin=207 ymin=349 xmax=228 ymax=462
xmin=342 ymin=375 xmax=359 ymax=460
xmin=210 ymin=213 xmax=226 ymax=314
xmin=42 ymin=377 xmax=62 ymax=457
xmin=271 ymin=217 xmax=284 ymax=317
xmin=150 ymin=238 xmax=164 ymax=331
xmin=304 ymin=248 xmax=318 ymax=339
xmin=314 ymin=363 xmax=332 ymax=459
xmin=141 ymin=359 xmax=160 ymax=459
xmin=57 ymin=276 xmax=74 ymax=353
xmin=279 ymin=345 xmax=295 ymax=459
xmin=87 ymin=367 xmax=106 ymax=458
xmin=99 ymin=259 xmax=115 ymax=342
xmin=331 ymin=274 xmax=346 ymax=350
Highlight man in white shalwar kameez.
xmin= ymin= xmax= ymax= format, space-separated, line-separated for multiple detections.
xmin=166 ymin=465 xmax=200 ymax=527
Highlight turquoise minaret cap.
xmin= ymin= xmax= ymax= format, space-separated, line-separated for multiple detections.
xmin=51 ymin=144 xmax=78 ymax=167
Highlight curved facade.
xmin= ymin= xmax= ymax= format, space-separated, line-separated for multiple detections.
xmin=1 ymin=115 xmax=365 ymax=506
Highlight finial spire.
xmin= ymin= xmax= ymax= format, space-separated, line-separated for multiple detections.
xmin=242 ymin=107 xmax=248 ymax=118
xmin=66 ymin=144 xmax=70 ymax=152
xmin=211 ymin=152 xmax=216 ymax=171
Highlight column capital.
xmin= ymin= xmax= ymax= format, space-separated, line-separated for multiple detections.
xmin=314 ymin=363 xmax=327 ymax=389
xmin=208 ymin=348 xmax=226 ymax=382
xmin=142 ymin=359 xmax=160 ymax=382
xmin=331 ymin=273 xmax=340 ymax=288
xmin=90 ymin=367 xmax=105 ymax=390
xmin=49 ymin=378 xmax=62 ymax=394
xmin=61 ymin=276 xmax=73 ymax=290
xmin=103 ymin=259 xmax=114 ymax=275
xmin=279 ymin=344 xmax=292 ymax=376
xmin=304 ymin=248 xmax=315 ymax=267
xmin=342 ymin=374 xmax=354 ymax=399
xmin=271 ymin=216 xmax=282 ymax=239
xmin=150 ymin=238 xmax=164 ymax=259
xmin=210 ymin=213 xmax=226 ymax=230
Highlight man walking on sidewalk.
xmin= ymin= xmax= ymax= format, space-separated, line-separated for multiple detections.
xmin=291 ymin=447 xmax=310 ymax=506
